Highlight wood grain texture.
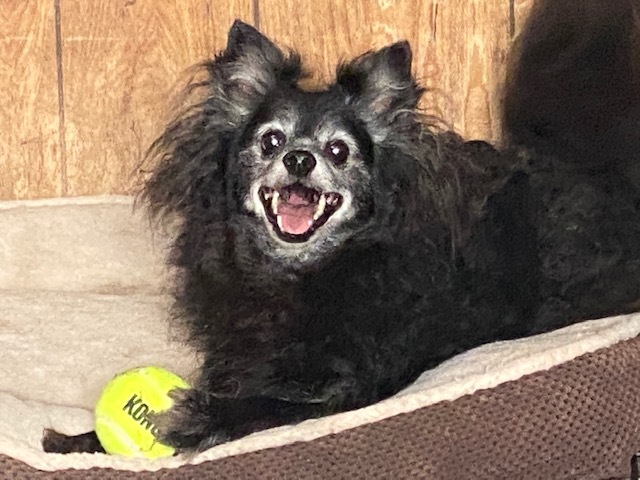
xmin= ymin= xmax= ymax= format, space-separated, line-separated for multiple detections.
xmin=2 ymin=0 xmax=517 ymax=199
xmin=259 ymin=0 xmax=512 ymax=142
xmin=60 ymin=0 xmax=253 ymax=197
xmin=0 ymin=1 xmax=61 ymax=200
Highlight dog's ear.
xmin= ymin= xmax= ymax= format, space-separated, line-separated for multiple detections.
xmin=139 ymin=22 xmax=301 ymax=222
xmin=220 ymin=20 xmax=302 ymax=109
xmin=337 ymin=42 xmax=423 ymax=125
xmin=225 ymin=20 xmax=278 ymax=61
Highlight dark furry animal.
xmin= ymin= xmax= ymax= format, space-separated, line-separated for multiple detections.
xmin=43 ymin=0 xmax=640 ymax=454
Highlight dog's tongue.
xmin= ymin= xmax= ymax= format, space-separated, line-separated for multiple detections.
xmin=278 ymin=193 xmax=315 ymax=235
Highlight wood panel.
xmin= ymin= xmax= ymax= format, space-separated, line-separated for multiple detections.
xmin=0 ymin=1 xmax=61 ymax=200
xmin=59 ymin=0 xmax=253 ymax=197
xmin=1 ymin=0 xmax=518 ymax=199
xmin=259 ymin=0 xmax=512 ymax=142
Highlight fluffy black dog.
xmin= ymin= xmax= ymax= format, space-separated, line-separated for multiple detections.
xmin=44 ymin=0 xmax=640 ymax=454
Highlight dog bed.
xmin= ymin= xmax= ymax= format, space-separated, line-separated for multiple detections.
xmin=1 ymin=195 xmax=639 ymax=479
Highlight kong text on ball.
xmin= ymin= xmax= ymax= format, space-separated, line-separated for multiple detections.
xmin=94 ymin=366 xmax=189 ymax=458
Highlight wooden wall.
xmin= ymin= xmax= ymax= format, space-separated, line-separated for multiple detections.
xmin=0 ymin=0 xmax=533 ymax=200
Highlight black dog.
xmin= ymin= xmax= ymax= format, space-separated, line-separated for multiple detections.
xmin=44 ymin=0 xmax=640 ymax=454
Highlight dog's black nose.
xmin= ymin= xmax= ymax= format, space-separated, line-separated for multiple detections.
xmin=283 ymin=150 xmax=316 ymax=177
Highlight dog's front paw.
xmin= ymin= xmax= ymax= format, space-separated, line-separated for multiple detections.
xmin=152 ymin=388 xmax=228 ymax=452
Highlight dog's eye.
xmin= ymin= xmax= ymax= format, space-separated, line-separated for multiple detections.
xmin=324 ymin=140 xmax=350 ymax=165
xmin=261 ymin=130 xmax=286 ymax=156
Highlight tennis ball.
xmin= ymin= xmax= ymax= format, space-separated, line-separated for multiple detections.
xmin=94 ymin=366 xmax=189 ymax=459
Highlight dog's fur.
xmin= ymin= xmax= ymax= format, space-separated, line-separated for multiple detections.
xmin=43 ymin=0 xmax=640 ymax=454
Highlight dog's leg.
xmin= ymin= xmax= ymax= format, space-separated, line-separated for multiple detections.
xmin=151 ymin=388 xmax=327 ymax=451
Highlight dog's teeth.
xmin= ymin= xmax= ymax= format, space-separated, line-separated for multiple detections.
xmin=313 ymin=194 xmax=327 ymax=220
xmin=326 ymin=194 xmax=336 ymax=206
xmin=277 ymin=215 xmax=284 ymax=230
xmin=271 ymin=191 xmax=280 ymax=215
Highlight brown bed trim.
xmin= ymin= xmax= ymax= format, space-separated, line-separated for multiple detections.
xmin=3 ymin=335 xmax=640 ymax=480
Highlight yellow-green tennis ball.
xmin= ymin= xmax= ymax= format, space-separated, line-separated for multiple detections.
xmin=94 ymin=366 xmax=189 ymax=459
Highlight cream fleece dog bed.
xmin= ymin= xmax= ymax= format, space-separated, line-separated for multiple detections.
xmin=1 ymin=196 xmax=640 ymax=479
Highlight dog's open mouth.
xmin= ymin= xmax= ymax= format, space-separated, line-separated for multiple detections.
xmin=259 ymin=184 xmax=343 ymax=243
